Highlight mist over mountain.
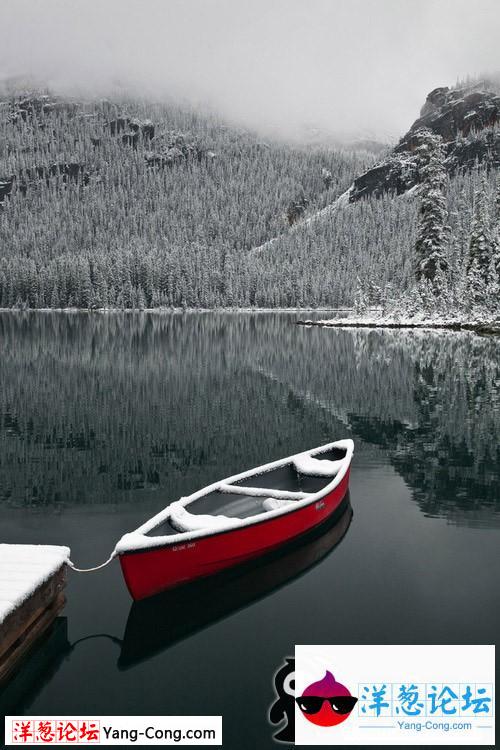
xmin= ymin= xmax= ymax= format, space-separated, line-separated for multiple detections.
xmin=1 ymin=0 xmax=500 ymax=141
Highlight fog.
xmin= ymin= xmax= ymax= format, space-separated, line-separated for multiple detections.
xmin=1 ymin=0 xmax=499 ymax=141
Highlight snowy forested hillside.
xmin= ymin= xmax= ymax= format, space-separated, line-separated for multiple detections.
xmin=248 ymin=163 xmax=499 ymax=309
xmin=0 ymin=92 xmax=373 ymax=308
xmin=0 ymin=84 xmax=499 ymax=311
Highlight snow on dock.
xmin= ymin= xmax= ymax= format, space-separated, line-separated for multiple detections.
xmin=0 ymin=544 xmax=69 ymax=685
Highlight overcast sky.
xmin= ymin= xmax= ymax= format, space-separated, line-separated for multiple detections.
xmin=1 ymin=0 xmax=499 ymax=141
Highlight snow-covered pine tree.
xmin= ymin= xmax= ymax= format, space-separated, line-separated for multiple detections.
xmin=492 ymin=176 xmax=500 ymax=281
xmin=414 ymin=129 xmax=450 ymax=292
xmin=467 ymin=178 xmax=492 ymax=286
xmin=353 ymin=278 xmax=369 ymax=314
xmin=496 ymin=176 xmax=500 ymax=222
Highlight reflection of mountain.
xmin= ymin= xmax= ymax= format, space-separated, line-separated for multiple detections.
xmin=1 ymin=312 xmax=498 ymax=527
xmin=119 ymin=498 xmax=352 ymax=668
xmin=247 ymin=326 xmax=500 ymax=528
xmin=0 ymin=312 xmax=347 ymax=507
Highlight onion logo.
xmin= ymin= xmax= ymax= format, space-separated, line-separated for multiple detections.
xmin=296 ymin=670 xmax=358 ymax=727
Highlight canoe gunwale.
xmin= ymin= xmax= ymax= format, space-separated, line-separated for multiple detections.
xmin=116 ymin=439 xmax=354 ymax=556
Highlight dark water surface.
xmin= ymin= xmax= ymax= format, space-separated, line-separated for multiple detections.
xmin=1 ymin=312 xmax=499 ymax=747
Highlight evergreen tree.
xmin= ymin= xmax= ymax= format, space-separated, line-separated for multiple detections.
xmin=492 ymin=176 xmax=500 ymax=280
xmin=414 ymin=129 xmax=450 ymax=290
xmin=467 ymin=179 xmax=492 ymax=286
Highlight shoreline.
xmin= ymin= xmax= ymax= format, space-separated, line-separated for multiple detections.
xmin=0 ymin=307 xmax=353 ymax=315
xmin=1 ymin=308 xmax=497 ymax=334
xmin=297 ymin=318 xmax=500 ymax=335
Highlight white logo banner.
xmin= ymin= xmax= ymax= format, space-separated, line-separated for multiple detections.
xmin=295 ymin=644 xmax=495 ymax=745
xmin=4 ymin=716 xmax=222 ymax=746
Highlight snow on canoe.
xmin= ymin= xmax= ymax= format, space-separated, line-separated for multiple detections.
xmin=116 ymin=439 xmax=354 ymax=600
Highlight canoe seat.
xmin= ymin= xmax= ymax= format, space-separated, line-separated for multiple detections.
xmin=262 ymin=498 xmax=296 ymax=511
xmin=170 ymin=504 xmax=237 ymax=533
xmin=218 ymin=482 xmax=308 ymax=499
xmin=293 ymin=454 xmax=343 ymax=477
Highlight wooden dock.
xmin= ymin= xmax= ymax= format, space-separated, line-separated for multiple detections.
xmin=0 ymin=545 xmax=69 ymax=687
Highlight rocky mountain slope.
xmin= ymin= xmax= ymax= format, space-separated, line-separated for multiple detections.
xmin=348 ymin=80 xmax=500 ymax=202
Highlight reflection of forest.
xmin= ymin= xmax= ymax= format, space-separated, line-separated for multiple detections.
xmin=247 ymin=325 xmax=500 ymax=527
xmin=0 ymin=313 xmax=347 ymax=508
xmin=1 ymin=313 xmax=498 ymax=527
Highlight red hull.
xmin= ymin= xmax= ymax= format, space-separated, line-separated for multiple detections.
xmin=119 ymin=467 xmax=350 ymax=600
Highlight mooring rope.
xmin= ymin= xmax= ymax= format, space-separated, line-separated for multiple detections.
xmin=70 ymin=633 xmax=122 ymax=648
xmin=67 ymin=552 xmax=116 ymax=572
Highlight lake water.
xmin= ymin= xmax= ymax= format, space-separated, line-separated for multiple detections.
xmin=1 ymin=312 xmax=499 ymax=747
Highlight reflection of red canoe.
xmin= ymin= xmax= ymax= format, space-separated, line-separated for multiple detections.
xmin=116 ymin=440 xmax=354 ymax=600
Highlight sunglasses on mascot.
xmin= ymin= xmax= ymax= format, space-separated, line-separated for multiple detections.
xmin=296 ymin=695 xmax=358 ymax=715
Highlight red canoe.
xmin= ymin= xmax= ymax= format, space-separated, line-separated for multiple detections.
xmin=115 ymin=439 xmax=354 ymax=600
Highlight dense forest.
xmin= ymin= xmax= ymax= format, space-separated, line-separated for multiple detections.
xmin=283 ymin=157 xmax=500 ymax=316
xmin=1 ymin=84 xmax=499 ymax=310
xmin=0 ymin=91 xmax=374 ymax=308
